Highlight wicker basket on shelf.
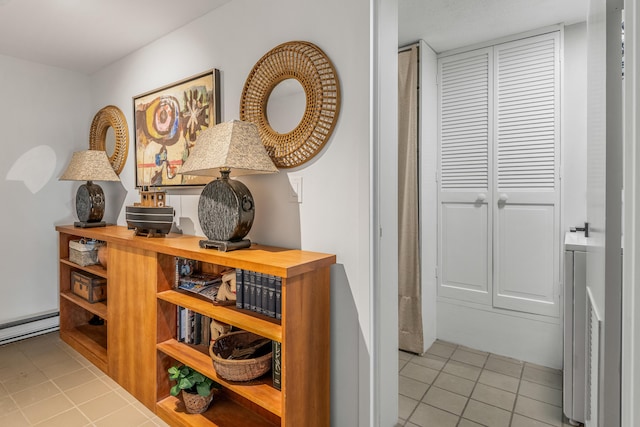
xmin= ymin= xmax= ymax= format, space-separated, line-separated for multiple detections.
xmin=209 ymin=331 xmax=272 ymax=382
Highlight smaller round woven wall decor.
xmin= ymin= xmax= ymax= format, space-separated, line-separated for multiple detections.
xmin=240 ymin=41 xmax=341 ymax=168
xmin=89 ymin=105 xmax=129 ymax=175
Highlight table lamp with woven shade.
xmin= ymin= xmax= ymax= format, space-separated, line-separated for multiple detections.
xmin=178 ymin=120 xmax=278 ymax=251
xmin=60 ymin=150 xmax=120 ymax=228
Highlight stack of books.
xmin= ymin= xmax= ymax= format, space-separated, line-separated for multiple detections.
xmin=176 ymin=306 xmax=212 ymax=345
xmin=235 ymin=269 xmax=282 ymax=319
xmin=175 ymin=257 xmax=223 ymax=302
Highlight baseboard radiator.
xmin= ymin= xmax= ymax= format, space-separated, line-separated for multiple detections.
xmin=585 ymin=288 xmax=601 ymax=427
xmin=0 ymin=311 xmax=60 ymax=345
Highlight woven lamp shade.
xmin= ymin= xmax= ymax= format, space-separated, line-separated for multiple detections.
xmin=178 ymin=120 xmax=278 ymax=177
xmin=60 ymin=150 xmax=120 ymax=182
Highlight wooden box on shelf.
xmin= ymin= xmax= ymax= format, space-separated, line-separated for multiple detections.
xmin=71 ymin=270 xmax=107 ymax=303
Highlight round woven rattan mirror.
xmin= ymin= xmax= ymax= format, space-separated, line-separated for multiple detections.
xmin=89 ymin=105 xmax=129 ymax=175
xmin=240 ymin=41 xmax=341 ymax=168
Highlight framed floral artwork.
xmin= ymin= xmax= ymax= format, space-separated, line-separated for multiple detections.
xmin=133 ymin=69 xmax=221 ymax=187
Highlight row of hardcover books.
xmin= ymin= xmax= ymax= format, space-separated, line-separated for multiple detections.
xmin=176 ymin=306 xmax=212 ymax=345
xmin=235 ymin=269 xmax=282 ymax=319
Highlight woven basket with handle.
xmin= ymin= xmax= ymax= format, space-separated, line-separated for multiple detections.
xmin=209 ymin=331 xmax=272 ymax=382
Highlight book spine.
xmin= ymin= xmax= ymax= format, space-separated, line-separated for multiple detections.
xmin=261 ymin=273 xmax=270 ymax=316
xmin=177 ymin=306 xmax=182 ymax=342
xmin=255 ymin=272 xmax=263 ymax=314
xmin=275 ymin=276 xmax=282 ymax=320
xmin=194 ymin=312 xmax=202 ymax=345
xmin=249 ymin=271 xmax=257 ymax=311
xmin=203 ymin=316 xmax=211 ymax=343
xmin=243 ymin=269 xmax=251 ymax=310
xmin=175 ymin=257 xmax=179 ymax=290
xmin=186 ymin=309 xmax=193 ymax=344
xmin=267 ymin=275 xmax=276 ymax=318
xmin=272 ymin=341 xmax=282 ymax=390
xmin=235 ymin=268 xmax=243 ymax=309
xmin=181 ymin=307 xmax=188 ymax=343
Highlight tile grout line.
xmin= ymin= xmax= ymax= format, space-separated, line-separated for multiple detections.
xmin=455 ymin=347 xmax=491 ymax=427
xmin=507 ymin=354 xmax=525 ymax=427
xmin=19 ymin=340 xmax=95 ymax=426
xmin=402 ymin=344 xmax=565 ymax=427
xmin=0 ymin=334 xmax=158 ymax=427
xmin=407 ymin=343 xmax=458 ymax=426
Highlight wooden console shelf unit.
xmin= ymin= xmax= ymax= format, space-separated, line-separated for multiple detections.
xmin=56 ymin=224 xmax=335 ymax=427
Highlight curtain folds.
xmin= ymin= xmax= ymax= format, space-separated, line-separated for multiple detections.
xmin=398 ymin=46 xmax=423 ymax=353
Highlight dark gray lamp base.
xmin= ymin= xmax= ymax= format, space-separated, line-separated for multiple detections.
xmin=75 ymin=181 xmax=107 ymax=227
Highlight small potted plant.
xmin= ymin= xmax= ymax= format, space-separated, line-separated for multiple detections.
xmin=168 ymin=364 xmax=217 ymax=414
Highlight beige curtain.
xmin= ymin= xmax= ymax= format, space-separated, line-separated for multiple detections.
xmin=398 ymin=46 xmax=423 ymax=353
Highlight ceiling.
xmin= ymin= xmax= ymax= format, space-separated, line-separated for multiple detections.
xmin=0 ymin=0 xmax=231 ymax=75
xmin=399 ymin=0 xmax=589 ymax=52
xmin=0 ymin=0 xmax=589 ymax=75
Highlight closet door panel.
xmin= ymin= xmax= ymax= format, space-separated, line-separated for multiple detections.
xmin=494 ymin=203 xmax=558 ymax=315
xmin=492 ymin=32 xmax=560 ymax=316
xmin=438 ymin=48 xmax=493 ymax=305
xmin=439 ymin=202 xmax=491 ymax=304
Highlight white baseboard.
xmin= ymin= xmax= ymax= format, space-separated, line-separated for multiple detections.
xmin=437 ymin=299 xmax=563 ymax=368
xmin=0 ymin=313 xmax=60 ymax=345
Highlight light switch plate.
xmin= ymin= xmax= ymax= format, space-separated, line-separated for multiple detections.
xmin=289 ymin=176 xmax=302 ymax=203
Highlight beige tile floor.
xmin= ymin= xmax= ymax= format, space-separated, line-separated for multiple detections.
xmin=398 ymin=340 xmax=576 ymax=427
xmin=0 ymin=331 xmax=575 ymax=427
xmin=0 ymin=332 xmax=169 ymax=427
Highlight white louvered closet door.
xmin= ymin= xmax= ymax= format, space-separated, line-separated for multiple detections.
xmin=437 ymin=48 xmax=493 ymax=305
xmin=492 ymin=33 xmax=560 ymax=316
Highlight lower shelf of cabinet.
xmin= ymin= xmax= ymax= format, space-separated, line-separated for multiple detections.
xmin=157 ymin=394 xmax=279 ymax=427
xmin=60 ymin=324 xmax=108 ymax=373
xmin=158 ymin=339 xmax=281 ymax=417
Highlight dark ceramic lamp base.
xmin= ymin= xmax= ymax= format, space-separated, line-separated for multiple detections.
xmin=75 ymin=181 xmax=107 ymax=228
xmin=198 ymin=171 xmax=255 ymax=252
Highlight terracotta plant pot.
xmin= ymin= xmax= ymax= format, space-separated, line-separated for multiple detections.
xmin=181 ymin=390 xmax=213 ymax=414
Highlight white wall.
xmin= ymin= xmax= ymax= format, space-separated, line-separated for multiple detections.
xmin=88 ymin=0 xmax=373 ymax=424
xmin=0 ymin=54 xmax=90 ymax=325
xmin=563 ymin=22 xmax=588 ymax=231
xmin=622 ymin=2 xmax=640 ymax=425
xmin=419 ymin=40 xmax=438 ymax=350
xmin=585 ymin=0 xmax=624 ymax=423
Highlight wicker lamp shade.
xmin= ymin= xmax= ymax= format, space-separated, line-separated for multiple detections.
xmin=178 ymin=120 xmax=278 ymax=177
xmin=240 ymin=41 xmax=341 ymax=168
xmin=60 ymin=150 xmax=121 ymax=182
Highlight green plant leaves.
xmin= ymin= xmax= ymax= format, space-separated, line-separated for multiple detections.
xmin=196 ymin=382 xmax=211 ymax=397
xmin=167 ymin=364 xmax=216 ymax=397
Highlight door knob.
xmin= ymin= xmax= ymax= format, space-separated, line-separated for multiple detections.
xmin=477 ymin=193 xmax=486 ymax=202
xmin=498 ymin=193 xmax=508 ymax=202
